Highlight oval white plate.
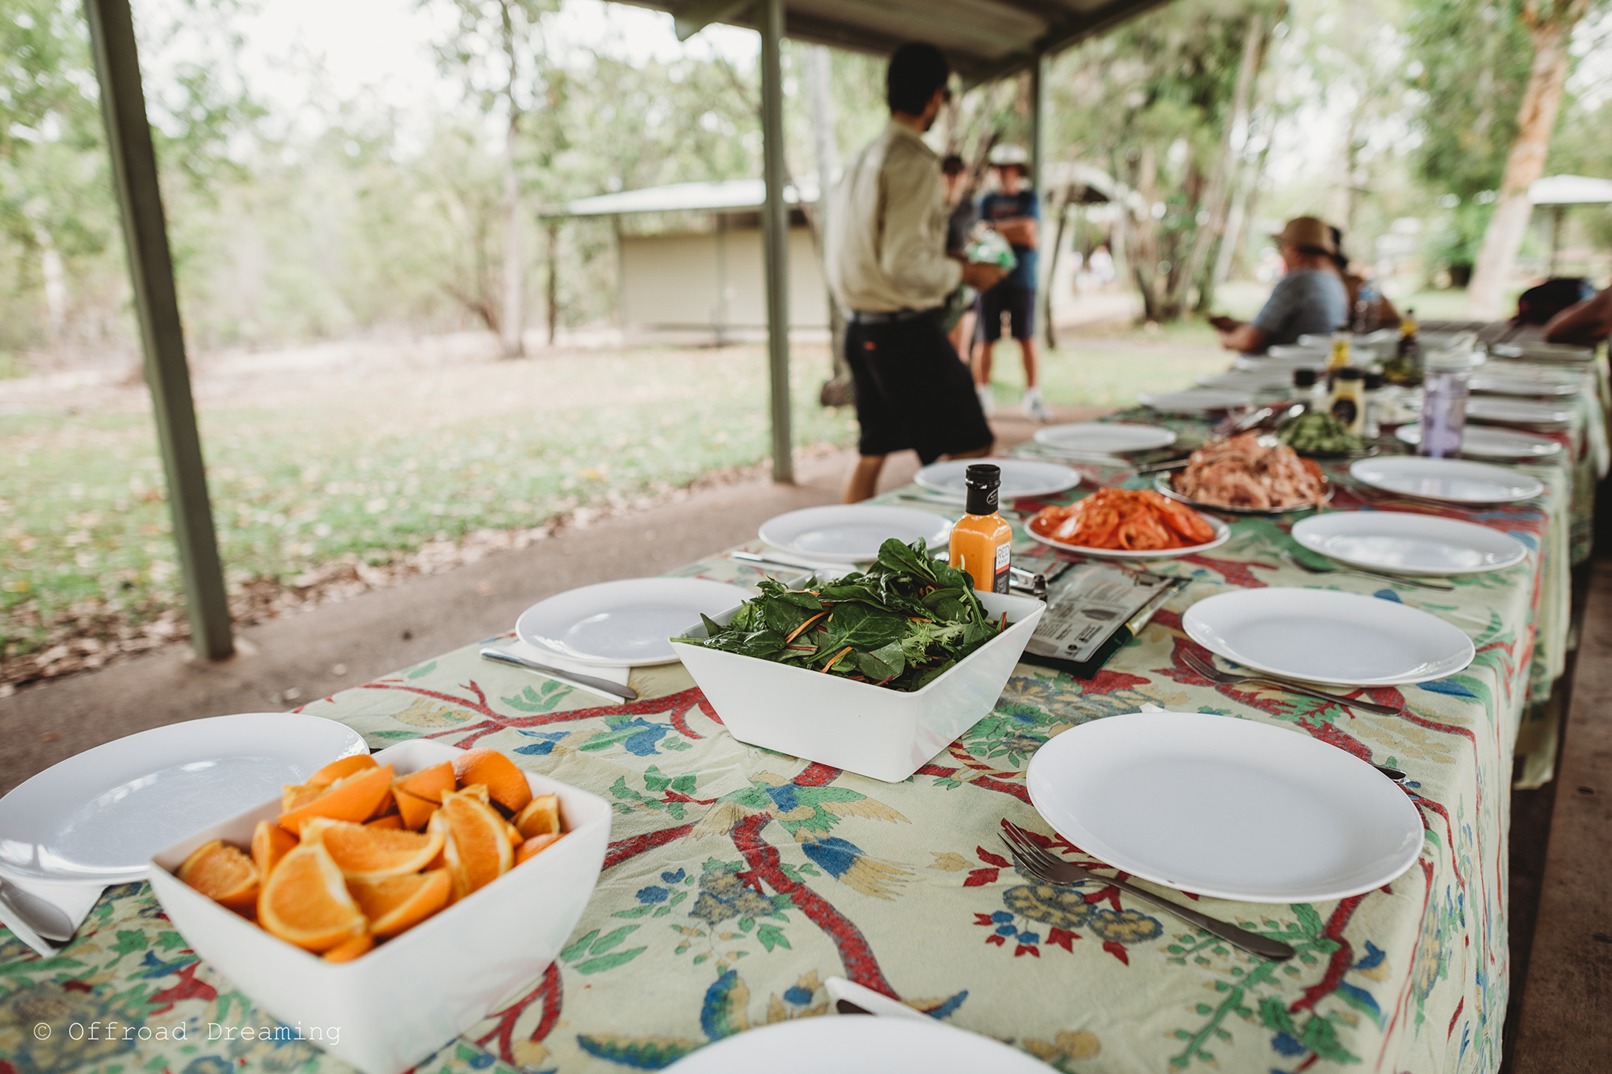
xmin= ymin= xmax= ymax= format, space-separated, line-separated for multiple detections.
xmin=1468 ymin=373 xmax=1580 ymax=399
xmin=663 ymin=1015 xmax=1052 ymax=1074
xmin=914 ymin=457 xmax=1080 ymax=500
xmin=1026 ymin=711 xmax=1422 ymax=902
xmin=1464 ymin=397 xmax=1573 ymax=429
xmin=1156 ymin=472 xmax=1331 ymax=516
xmin=1026 ymin=509 xmax=1229 ymax=559
xmin=1033 ymin=421 xmax=1176 ymax=454
xmin=1350 ymin=456 xmax=1544 ymax=504
xmin=758 ymin=505 xmax=950 ymax=564
xmin=0 ymin=714 xmax=366 ymax=883
xmin=1291 ymin=512 xmax=1529 ymax=576
xmin=1488 ymin=341 xmax=1595 ymax=363
xmin=1394 ymin=423 xmax=1562 ymax=461
xmin=1137 ymin=388 xmax=1254 ymax=414
xmin=516 ymin=578 xmax=753 ymax=667
xmin=1183 ymin=587 xmax=1475 ymax=687
xmin=1266 ymin=344 xmax=1330 ymax=360
xmin=1195 ymin=369 xmax=1294 ymax=392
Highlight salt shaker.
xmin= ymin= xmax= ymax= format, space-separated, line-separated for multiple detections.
xmin=1417 ymin=345 xmax=1475 ymax=458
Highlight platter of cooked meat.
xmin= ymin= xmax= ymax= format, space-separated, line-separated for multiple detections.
xmin=1155 ymin=432 xmax=1331 ymax=514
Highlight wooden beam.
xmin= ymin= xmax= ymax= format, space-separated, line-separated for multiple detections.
xmin=758 ymin=0 xmax=795 ymax=483
xmin=83 ymin=0 xmax=233 ymax=660
xmin=675 ymin=0 xmax=752 ymax=41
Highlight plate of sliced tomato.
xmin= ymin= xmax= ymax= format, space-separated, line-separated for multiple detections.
xmin=1026 ymin=489 xmax=1231 ymax=559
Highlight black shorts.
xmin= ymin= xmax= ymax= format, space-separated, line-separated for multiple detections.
xmin=845 ymin=313 xmax=993 ymax=464
xmin=977 ymin=283 xmax=1036 ymax=342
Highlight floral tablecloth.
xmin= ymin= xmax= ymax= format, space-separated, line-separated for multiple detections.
xmin=1 ymin=418 xmax=1572 ymax=1074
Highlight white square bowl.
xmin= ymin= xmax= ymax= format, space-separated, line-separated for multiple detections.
xmin=671 ymin=590 xmax=1045 ymax=782
xmin=148 ymin=739 xmax=610 ymax=1074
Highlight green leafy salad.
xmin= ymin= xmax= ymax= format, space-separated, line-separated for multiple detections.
xmin=678 ymin=539 xmax=1005 ymax=692
xmin=1276 ymin=411 xmax=1367 ymax=456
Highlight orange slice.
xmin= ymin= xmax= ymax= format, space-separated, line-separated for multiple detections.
xmin=178 ymin=839 xmax=259 ymax=912
xmin=278 ymin=764 xmax=395 ymax=836
xmin=257 ymin=841 xmax=367 ymax=952
xmin=433 ymin=789 xmax=513 ymax=899
xmin=514 ymin=832 xmax=563 ymax=866
xmin=512 ymin=794 xmax=562 ymax=839
xmin=303 ymin=818 xmax=445 ymax=881
xmin=393 ymin=787 xmax=439 ymax=831
xmin=366 ymin=814 xmax=403 ymax=830
xmin=396 ymin=761 xmax=456 ymax=804
xmin=308 ymin=754 xmax=378 ymax=786
xmin=322 ymin=933 xmax=375 ymax=962
xmin=451 ymin=749 xmax=532 ymax=814
xmin=282 ymin=783 xmax=323 ymax=813
xmin=251 ymin=820 xmax=298 ymax=880
xmin=349 ymin=869 xmax=453 ymax=938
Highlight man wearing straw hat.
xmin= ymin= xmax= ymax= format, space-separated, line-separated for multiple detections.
xmin=1210 ymin=215 xmax=1349 ymax=354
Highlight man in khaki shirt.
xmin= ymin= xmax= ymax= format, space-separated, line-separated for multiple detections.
xmin=824 ymin=42 xmax=1006 ymax=503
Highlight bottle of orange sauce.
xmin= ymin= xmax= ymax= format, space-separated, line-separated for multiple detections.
xmin=948 ymin=464 xmax=1012 ymax=593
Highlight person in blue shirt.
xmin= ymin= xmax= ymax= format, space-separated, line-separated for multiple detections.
xmin=1209 ymin=216 xmax=1348 ymax=353
xmin=973 ymin=145 xmax=1047 ymax=421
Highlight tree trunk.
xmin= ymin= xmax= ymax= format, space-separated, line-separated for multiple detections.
xmin=1466 ymin=1 xmax=1589 ymax=319
xmin=546 ymin=221 xmax=559 ymax=346
xmin=498 ymin=1 xmax=525 ymax=358
xmin=1042 ymin=190 xmax=1070 ymax=349
xmin=1120 ymin=144 xmax=1166 ymax=322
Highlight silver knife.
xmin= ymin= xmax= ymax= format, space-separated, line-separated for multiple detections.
xmin=478 ymin=648 xmax=638 ymax=701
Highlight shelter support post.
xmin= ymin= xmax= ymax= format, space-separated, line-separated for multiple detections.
xmin=1548 ymin=206 xmax=1565 ymax=275
xmin=758 ymin=0 xmax=795 ymax=483
xmin=1029 ymin=49 xmax=1049 ymax=194
xmin=83 ymin=0 xmax=233 ymax=660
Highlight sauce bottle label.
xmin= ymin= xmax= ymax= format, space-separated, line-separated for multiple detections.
xmin=992 ymin=542 xmax=1011 ymax=593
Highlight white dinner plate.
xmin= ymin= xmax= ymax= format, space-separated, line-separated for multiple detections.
xmin=0 ymin=714 xmax=366 ymax=884
xmin=1033 ymin=421 xmax=1176 ymax=454
xmin=1026 ymin=509 xmax=1229 ymax=559
xmin=1298 ymin=330 xmax=1394 ymax=350
xmin=663 ymin=1015 xmax=1052 ymax=1074
xmin=1265 ymin=344 xmax=1329 ymax=361
xmin=1468 ymin=373 xmax=1580 ymax=399
xmin=1349 ymin=456 xmax=1544 ymax=504
xmin=1155 ymin=472 xmax=1331 ymax=515
xmin=1291 ymin=512 xmax=1529 ymax=576
xmin=1394 ymin=423 xmax=1563 ymax=461
xmin=1464 ymin=397 xmax=1573 ymax=429
xmin=1137 ymin=389 xmax=1254 ymax=414
xmin=1488 ymin=341 xmax=1595 ymax=364
xmin=516 ymin=578 xmax=753 ymax=667
xmin=1183 ymin=587 xmax=1475 ymax=687
xmin=1195 ymin=369 xmax=1295 ymax=392
xmin=914 ymin=457 xmax=1080 ymax=500
xmin=1026 ymin=711 xmax=1423 ymax=902
xmin=758 ymin=505 xmax=951 ymax=564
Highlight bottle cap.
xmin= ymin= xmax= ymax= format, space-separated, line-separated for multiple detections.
xmin=1364 ymin=371 xmax=1385 ymax=390
xmin=1292 ymin=369 xmax=1318 ymax=388
xmin=1335 ymin=366 xmax=1365 ymax=382
xmin=964 ymin=464 xmax=1001 ymax=515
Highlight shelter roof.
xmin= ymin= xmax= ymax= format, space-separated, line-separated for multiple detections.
xmin=1529 ymin=174 xmax=1612 ymax=207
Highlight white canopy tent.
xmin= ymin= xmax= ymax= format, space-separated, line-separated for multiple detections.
xmin=1529 ymin=174 xmax=1612 ymax=273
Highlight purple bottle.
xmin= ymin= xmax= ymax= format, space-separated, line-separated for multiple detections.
xmin=1417 ymin=346 xmax=1474 ymax=458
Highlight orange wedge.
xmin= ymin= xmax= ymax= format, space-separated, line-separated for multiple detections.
xmin=515 ymin=832 xmax=562 ymax=866
xmin=178 ymin=839 xmax=259 ymax=912
xmin=433 ymin=789 xmax=513 ymax=899
xmin=308 ymin=753 xmax=379 ymax=786
xmin=257 ymin=841 xmax=367 ymax=952
xmin=251 ymin=820 xmax=298 ymax=880
xmin=393 ymin=787 xmax=439 ymax=831
xmin=278 ymin=764 xmax=395 ymax=836
xmin=366 ymin=814 xmax=403 ymax=830
xmin=303 ymin=818 xmax=445 ymax=881
xmin=349 ymin=869 xmax=453 ymax=938
xmin=512 ymin=794 xmax=562 ymax=839
xmin=282 ymin=783 xmax=323 ymax=813
xmin=322 ymin=933 xmax=375 ymax=962
xmin=451 ymin=749 xmax=532 ymax=814
xmin=396 ymin=761 xmax=456 ymax=804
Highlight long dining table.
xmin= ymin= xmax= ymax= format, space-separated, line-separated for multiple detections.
xmin=0 ymin=357 xmax=1601 ymax=1074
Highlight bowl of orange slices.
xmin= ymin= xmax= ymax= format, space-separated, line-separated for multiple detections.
xmin=147 ymin=738 xmax=610 ymax=1074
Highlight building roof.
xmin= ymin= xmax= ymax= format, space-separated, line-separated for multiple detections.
xmin=1529 ymin=174 xmax=1612 ymax=207
xmin=621 ymin=0 xmax=1171 ymax=83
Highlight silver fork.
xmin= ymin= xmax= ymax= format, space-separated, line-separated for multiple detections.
xmin=1280 ymin=550 xmax=1454 ymax=591
xmin=998 ymin=822 xmax=1295 ymax=961
xmin=1181 ymin=649 xmax=1400 ymax=715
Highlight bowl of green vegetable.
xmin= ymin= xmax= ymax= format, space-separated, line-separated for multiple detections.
xmin=1275 ymin=412 xmax=1372 ymax=457
xmin=671 ymin=540 xmax=1045 ymax=782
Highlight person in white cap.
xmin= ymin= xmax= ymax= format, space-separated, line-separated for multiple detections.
xmin=974 ymin=143 xmax=1047 ymax=421
xmin=1209 ymin=216 xmax=1348 ymax=353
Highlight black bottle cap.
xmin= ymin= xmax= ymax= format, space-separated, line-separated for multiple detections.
xmin=1292 ymin=369 xmax=1318 ymax=389
xmin=964 ymin=464 xmax=1001 ymax=515
xmin=1363 ymin=371 xmax=1384 ymax=391
xmin=1335 ymin=367 xmax=1365 ymax=382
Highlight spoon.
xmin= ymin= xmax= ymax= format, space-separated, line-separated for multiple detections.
xmin=0 ymin=877 xmax=76 ymax=943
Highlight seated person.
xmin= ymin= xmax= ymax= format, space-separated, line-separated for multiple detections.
xmin=1543 ymin=282 xmax=1612 ymax=347
xmin=1330 ymin=225 xmax=1400 ymax=332
xmin=1209 ymin=216 xmax=1349 ymax=353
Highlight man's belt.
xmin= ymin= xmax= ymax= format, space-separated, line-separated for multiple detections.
xmin=848 ymin=306 xmax=941 ymax=324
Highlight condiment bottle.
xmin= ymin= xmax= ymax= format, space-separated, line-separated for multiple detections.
xmin=1292 ymin=368 xmax=1325 ymax=415
xmin=1361 ymin=370 xmax=1384 ymax=439
xmin=1418 ymin=345 xmax=1474 ymax=458
xmin=1329 ymin=367 xmax=1366 ymax=435
xmin=949 ymin=464 xmax=1012 ymax=594
xmin=1329 ymin=330 xmax=1351 ymax=371
xmin=1396 ymin=308 xmax=1420 ymax=365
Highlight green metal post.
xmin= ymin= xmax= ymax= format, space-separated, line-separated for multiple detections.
xmin=83 ymin=0 xmax=234 ymax=660
xmin=1030 ymin=49 xmax=1049 ymax=194
xmin=758 ymin=0 xmax=795 ymax=483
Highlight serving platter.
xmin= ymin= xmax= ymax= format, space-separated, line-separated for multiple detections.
xmin=1025 ymin=509 xmax=1230 ymax=559
xmin=1155 ymin=471 xmax=1331 ymax=516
